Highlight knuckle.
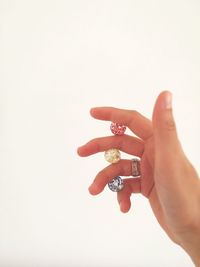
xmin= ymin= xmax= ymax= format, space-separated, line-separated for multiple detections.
xmin=164 ymin=118 xmax=176 ymax=131
xmin=126 ymin=110 xmax=140 ymax=125
xmin=131 ymin=109 xmax=139 ymax=116
xmin=97 ymin=169 xmax=106 ymax=178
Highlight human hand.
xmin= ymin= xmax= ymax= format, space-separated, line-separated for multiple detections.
xmin=77 ymin=91 xmax=200 ymax=266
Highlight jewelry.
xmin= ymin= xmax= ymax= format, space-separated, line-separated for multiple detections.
xmin=110 ymin=122 xmax=126 ymax=135
xmin=106 ymin=123 xmax=126 ymax=192
xmin=104 ymin=148 xmax=121 ymax=164
xmin=108 ymin=176 xmax=124 ymax=192
xmin=131 ymin=158 xmax=141 ymax=177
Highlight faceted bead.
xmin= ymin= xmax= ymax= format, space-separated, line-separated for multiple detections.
xmin=110 ymin=122 xmax=126 ymax=135
xmin=108 ymin=176 xmax=124 ymax=192
xmin=104 ymin=148 xmax=121 ymax=164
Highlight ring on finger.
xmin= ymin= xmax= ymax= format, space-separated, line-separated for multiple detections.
xmin=131 ymin=158 xmax=141 ymax=177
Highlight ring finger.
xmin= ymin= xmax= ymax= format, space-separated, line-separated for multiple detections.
xmin=88 ymin=159 xmax=141 ymax=195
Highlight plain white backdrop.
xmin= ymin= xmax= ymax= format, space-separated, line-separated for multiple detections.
xmin=0 ymin=0 xmax=200 ymax=266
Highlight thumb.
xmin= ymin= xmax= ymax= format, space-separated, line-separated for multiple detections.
xmin=152 ymin=91 xmax=180 ymax=156
xmin=152 ymin=90 xmax=186 ymax=189
xmin=152 ymin=92 xmax=200 ymax=239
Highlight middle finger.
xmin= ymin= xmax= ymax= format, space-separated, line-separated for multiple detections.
xmin=78 ymin=135 xmax=144 ymax=157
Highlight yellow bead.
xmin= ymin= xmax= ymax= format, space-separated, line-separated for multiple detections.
xmin=104 ymin=148 xmax=121 ymax=164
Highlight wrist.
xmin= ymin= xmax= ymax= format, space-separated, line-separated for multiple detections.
xmin=183 ymin=244 xmax=200 ymax=267
xmin=179 ymin=228 xmax=200 ymax=267
xmin=180 ymin=180 xmax=200 ymax=266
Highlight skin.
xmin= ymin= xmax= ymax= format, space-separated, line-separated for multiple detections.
xmin=77 ymin=91 xmax=200 ymax=266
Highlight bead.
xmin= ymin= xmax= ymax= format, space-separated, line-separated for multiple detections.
xmin=110 ymin=122 xmax=126 ymax=135
xmin=104 ymin=148 xmax=121 ymax=164
xmin=108 ymin=176 xmax=124 ymax=192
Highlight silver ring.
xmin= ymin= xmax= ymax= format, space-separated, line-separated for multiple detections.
xmin=131 ymin=158 xmax=141 ymax=177
xmin=108 ymin=176 xmax=124 ymax=192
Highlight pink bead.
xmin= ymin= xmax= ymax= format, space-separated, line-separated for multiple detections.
xmin=110 ymin=122 xmax=126 ymax=135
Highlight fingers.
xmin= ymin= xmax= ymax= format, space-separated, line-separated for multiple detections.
xmin=89 ymin=160 xmax=132 ymax=195
xmin=77 ymin=135 xmax=144 ymax=157
xmin=88 ymin=159 xmax=140 ymax=195
xmin=88 ymin=158 xmax=141 ymax=213
xmin=117 ymin=181 xmax=132 ymax=213
xmin=90 ymin=107 xmax=153 ymax=140
xmin=117 ymin=178 xmax=141 ymax=213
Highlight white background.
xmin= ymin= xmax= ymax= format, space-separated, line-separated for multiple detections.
xmin=0 ymin=0 xmax=200 ymax=266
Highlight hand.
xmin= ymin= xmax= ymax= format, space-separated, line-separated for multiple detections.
xmin=77 ymin=91 xmax=200 ymax=266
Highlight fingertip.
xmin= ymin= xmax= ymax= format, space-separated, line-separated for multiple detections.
xmin=90 ymin=107 xmax=109 ymax=118
xmin=153 ymin=91 xmax=173 ymax=115
xmin=77 ymin=146 xmax=81 ymax=155
xmin=90 ymin=107 xmax=98 ymax=117
xmin=77 ymin=146 xmax=84 ymax=156
xmin=159 ymin=91 xmax=173 ymax=110
xmin=120 ymin=201 xmax=131 ymax=213
xmin=88 ymin=183 xmax=101 ymax=195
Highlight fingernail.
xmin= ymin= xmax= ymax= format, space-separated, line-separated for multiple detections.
xmin=163 ymin=91 xmax=172 ymax=109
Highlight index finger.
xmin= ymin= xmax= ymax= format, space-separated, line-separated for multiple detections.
xmin=90 ymin=107 xmax=153 ymax=140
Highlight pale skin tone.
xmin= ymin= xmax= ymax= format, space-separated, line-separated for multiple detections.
xmin=77 ymin=91 xmax=200 ymax=266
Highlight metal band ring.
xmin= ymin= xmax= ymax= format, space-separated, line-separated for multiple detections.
xmin=131 ymin=158 xmax=141 ymax=177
